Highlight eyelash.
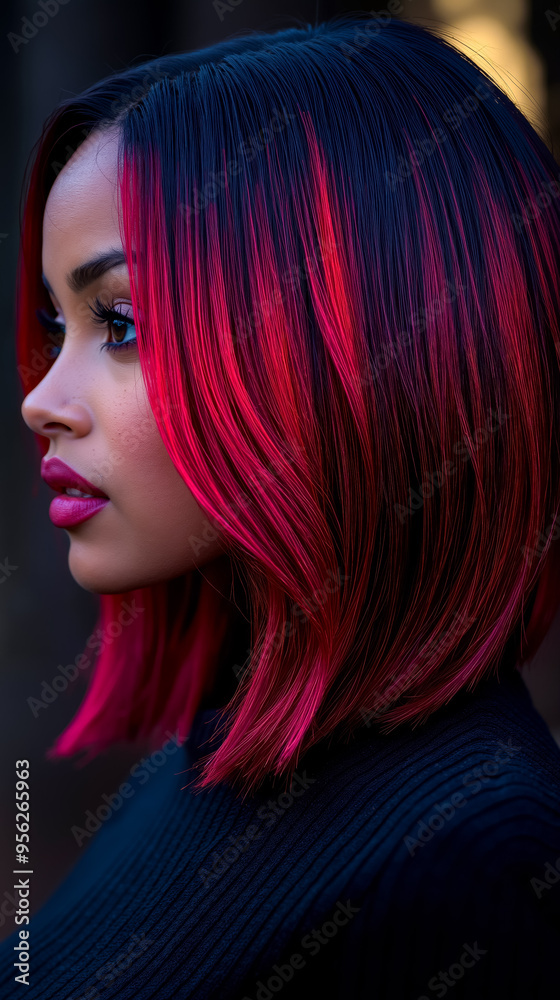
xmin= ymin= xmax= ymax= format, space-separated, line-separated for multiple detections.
xmin=36 ymin=295 xmax=137 ymax=356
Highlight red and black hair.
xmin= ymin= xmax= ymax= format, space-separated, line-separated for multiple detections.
xmin=15 ymin=15 xmax=560 ymax=794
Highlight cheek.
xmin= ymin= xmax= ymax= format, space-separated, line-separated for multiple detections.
xmin=109 ymin=408 xmax=215 ymax=548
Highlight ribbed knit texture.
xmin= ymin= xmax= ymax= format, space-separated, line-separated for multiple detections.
xmin=1 ymin=665 xmax=559 ymax=999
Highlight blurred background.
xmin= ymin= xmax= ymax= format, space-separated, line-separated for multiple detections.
xmin=1 ymin=0 xmax=560 ymax=939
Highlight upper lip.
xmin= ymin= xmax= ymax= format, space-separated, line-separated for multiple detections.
xmin=40 ymin=457 xmax=109 ymax=499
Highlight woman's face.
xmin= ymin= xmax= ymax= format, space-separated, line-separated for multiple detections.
xmin=21 ymin=128 xmax=226 ymax=594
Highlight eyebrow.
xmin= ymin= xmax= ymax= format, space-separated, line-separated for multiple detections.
xmin=41 ymin=248 xmax=134 ymax=296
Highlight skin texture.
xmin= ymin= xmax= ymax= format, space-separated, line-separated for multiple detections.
xmin=21 ymin=128 xmax=228 ymax=594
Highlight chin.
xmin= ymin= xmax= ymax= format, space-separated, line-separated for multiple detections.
xmin=68 ymin=567 xmax=132 ymax=595
xmin=65 ymin=532 xmax=228 ymax=594
xmin=67 ymin=545 xmax=142 ymax=594
xmin=67 ymin=542 xmax=198 ymax=594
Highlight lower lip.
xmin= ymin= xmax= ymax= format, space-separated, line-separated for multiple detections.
xmin=49 ymin=495 xmax=110 ymax=528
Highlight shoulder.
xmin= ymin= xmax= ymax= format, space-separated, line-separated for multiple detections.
xmin=319 ymin=666 xmax=560 ymax=824
xmin=336 ymin=666 xmax=560 ymax=903
xmin=325 ymin=671 xmax=560 ymax=998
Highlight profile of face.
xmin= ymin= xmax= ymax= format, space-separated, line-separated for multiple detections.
xmin=21 ymin=129 xmax=226 ymax=594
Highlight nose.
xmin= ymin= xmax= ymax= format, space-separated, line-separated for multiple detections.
xmin=20 ymin=362 xmax=93 ymax=442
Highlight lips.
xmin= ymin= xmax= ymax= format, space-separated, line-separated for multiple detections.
xmin=41 ymin=457 xmax=110 ymax=528
xmin=41 ymin=457 xmax=109 ymax=498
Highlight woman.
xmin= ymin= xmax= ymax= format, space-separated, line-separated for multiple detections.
xmin=2 ymin=13 xmax=560 ymax=999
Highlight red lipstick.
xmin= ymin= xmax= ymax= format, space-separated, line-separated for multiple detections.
xmin=41 ymin=457 xmax=110 ymax=528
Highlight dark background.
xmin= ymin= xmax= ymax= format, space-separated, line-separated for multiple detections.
xmin=1 ymin=0 xmax=560 ymax=938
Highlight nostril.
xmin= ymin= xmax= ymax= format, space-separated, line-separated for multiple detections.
xmin=43 ymin=422 xmax=74 ymax=432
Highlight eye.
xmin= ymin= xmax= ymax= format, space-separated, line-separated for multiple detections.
xmin=88 ymin=295 xmax=138 ymax=354
xmin=35 ymin=307 xmax=65 ymax=358
xmin=35 ymin=296 xmax=138 ymax=357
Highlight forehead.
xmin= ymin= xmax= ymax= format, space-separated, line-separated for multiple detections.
xmin=42 ymin=130 xmax=122 ymax=267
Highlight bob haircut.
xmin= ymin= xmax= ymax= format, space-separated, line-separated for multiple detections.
xmin=16 ymin=14 xmax=560 ymax=795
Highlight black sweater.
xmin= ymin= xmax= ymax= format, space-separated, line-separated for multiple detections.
xmin=1 ymin=666 xmax=559 ymax=998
